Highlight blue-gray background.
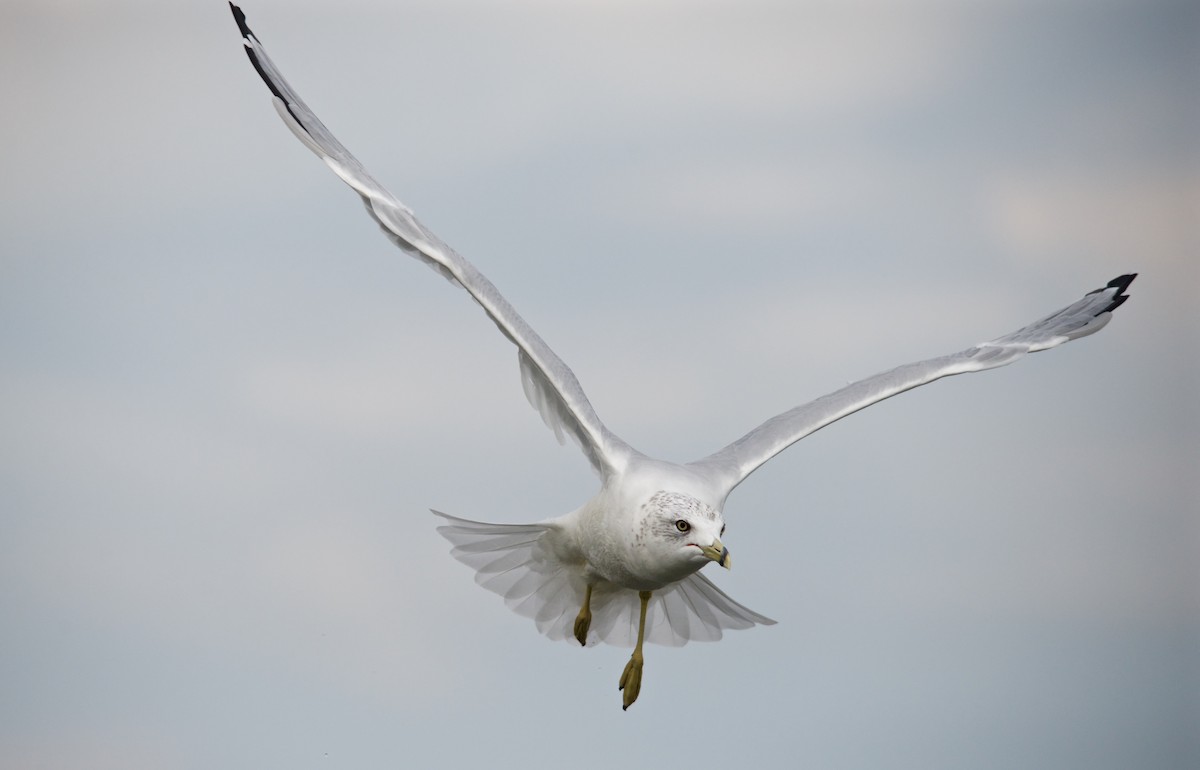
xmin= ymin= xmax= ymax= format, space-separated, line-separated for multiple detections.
xmin=2 ymin=1 xmax=1196 ymax=767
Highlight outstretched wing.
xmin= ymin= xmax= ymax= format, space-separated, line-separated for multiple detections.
xmin=230 ymin=4 xmax=635 ymax=478
xmin=690 ymin=274 xmax=1136 ymax=495
xmin=434 ymin=511 xmax=774 ymax=647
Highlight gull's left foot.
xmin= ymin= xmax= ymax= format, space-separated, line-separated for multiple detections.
xmin=618 ymin=651 xmax=644 ymax=710
xmin=619 ymin=590 xmax=653 ymax=710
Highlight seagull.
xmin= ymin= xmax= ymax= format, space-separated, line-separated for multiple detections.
xmin=230 ymin=4 xmax=1135 ymax=710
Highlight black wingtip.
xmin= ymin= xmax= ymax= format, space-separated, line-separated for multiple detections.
xmin=230 ymin=3 xmax=292 ymax=110
xmin=1086 ymin=272 xmax=1136 ymax=315
xmin=230 ymin=3 xmax=252 ymax=40
xmin=1107 ymin=273 xmax=1137 ymax=292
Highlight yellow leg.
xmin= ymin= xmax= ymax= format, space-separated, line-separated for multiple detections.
xmin=618 ymin=590 xmax=652 ymax=710
xmin=573 ymin=584 xmax=594 ymax=646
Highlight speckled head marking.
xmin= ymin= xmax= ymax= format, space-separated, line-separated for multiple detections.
xmin=644 ymin=491 xmax=718 ymax=522
xmin=635 ymin=490 xmax=722 ymax=543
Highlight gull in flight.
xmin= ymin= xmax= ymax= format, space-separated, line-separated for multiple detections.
xmin=230 ymin=4 xmax=1135 ymax=710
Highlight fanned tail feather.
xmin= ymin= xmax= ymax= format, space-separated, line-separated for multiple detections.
xmin=434 ymin=511 xmax=774 ymax=647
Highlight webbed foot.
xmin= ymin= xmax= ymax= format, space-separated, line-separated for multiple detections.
xmin=618 ymin=590 xmax=652 ymax=710
xmin=618 ymin=650 xmax=644 ymax=710
xmin=573 ymin=584 xmax=593 ymax=646
xmin=573 ymin=609 xmax=592 ymax=646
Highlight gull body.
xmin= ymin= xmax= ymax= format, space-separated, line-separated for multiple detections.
xmin=560 ymin=461 xmax=729 ymax=592
xmin=230 ymin=4 xmax=1135 ymax=709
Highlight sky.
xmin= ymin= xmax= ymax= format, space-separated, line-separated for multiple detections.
xmin=2 ymin=0 xmax=1197 ymax=767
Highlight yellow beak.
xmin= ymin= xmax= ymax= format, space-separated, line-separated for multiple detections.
xmin=699 ymin=537 xmax=731 ymax=570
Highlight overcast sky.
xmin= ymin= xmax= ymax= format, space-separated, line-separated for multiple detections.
xmin=2 ymin=1 xmax=1196 ymax=768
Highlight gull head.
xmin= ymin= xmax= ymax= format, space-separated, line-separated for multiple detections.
xmin=636 ymin=491 xmax=730 ymax=582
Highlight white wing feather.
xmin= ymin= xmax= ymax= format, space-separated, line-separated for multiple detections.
xmin=434 ymin=512 xmax=775 ymax=647
xmin=691 ymin=274 xmax=1136 ymax=495
xmin=232 ymin=5 xmax=634 ymax=479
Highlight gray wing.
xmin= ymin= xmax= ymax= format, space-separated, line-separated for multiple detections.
xmin=690 ymin=274 xmax=1136 ymax=496
xmin=231 ymin=4 xmax=635 ymax=478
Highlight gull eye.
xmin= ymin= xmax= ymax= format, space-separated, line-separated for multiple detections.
xmin=674 ymin=520 xmax=690 ymax=533
xmin=720 ymin=524 xmax=726 ymax=536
